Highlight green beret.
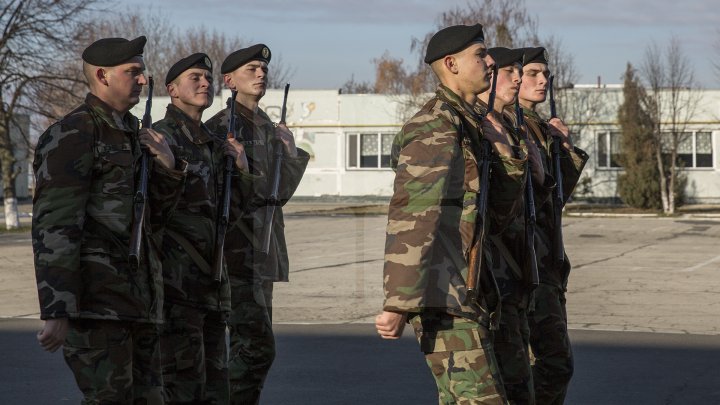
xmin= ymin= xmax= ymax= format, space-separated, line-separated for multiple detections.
xmin=82 ymin=36 xmax=146 ymax=66
xmin=424 ymin=24 xmax=484 ymax=64
xmin=165 ymin=53 xmax=213 ymax=85
xmin=221 ymin=44 xmax=271 ymax=74
xmin=488 ymin=47 xmax=524 ymax=68
xmin=522 ymin=47 xmax=549 ymax=66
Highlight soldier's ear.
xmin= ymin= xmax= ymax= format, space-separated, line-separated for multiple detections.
xmin=96 ymin=68 xmax=110 ymax=86
xmin=167 ymin=83 xmax=178 ymax=98
xmin=444 ymin=56 xmax=459 ymax=74
xmin=223 ymin=74 xmax=235 ymax=90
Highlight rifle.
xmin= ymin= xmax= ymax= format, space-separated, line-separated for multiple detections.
xmin=464 ymin=66 xmax=497 ymax=304
xmin=259 ymin=83 xmax=290 ymax=256
xmin=128 ymin=76 xmax=153 ymax=268
xmin=213 ymin=90 xmax=239 ymax=282
xmin=548 ymin=75 xmax=565 ymax=270
xmin=515 ymin=99 xmax=539 ymax=289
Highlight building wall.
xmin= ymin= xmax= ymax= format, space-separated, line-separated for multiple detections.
xmin=132 ymin=88 xmax=720 ymax=203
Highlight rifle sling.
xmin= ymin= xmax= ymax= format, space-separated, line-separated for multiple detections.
xmin=165 ymin=229 xmax=212 ymax=275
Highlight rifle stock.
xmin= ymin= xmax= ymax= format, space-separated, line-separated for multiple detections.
xmin=548 ymin=75 xmax=565 ymax=269
xmin=464 ymin=66 xmax=498 ymax=303
xmin=259 ymin=83 xmax=290 ymax=256
xmin=128 ymin=76 xmax=153 ymax=268
xmin=213 ymin=90 xmax=238 ymax=282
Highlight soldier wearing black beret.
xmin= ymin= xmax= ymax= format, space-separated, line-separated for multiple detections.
xmin=519 ymin=46 xmax=589 ymax=405
xmin=376 ymin=24 xmax=529 ymax=405
xmin=204 ymin=44 xmax=309 ymax=404
xmin=479 ymin=45 xmax=550 ymax=405
xmin=33 ymin=36 xmax=183 ymax=404
xmin=153 ymin=52 xmax=252 ymax=404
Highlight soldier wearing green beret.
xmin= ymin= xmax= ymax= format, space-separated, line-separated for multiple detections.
xmin=152 ymin=53 xmax=257 ymax=404
xmin=375 ymin=24 xmax=532 ymax=404
xmin=478 ymin=47 xmax=555 ymax=405
xmin=204 ymin=44 xmax=310 ymax=404
xmin=519 ymin=47 xmax=589 ymax=405
xmin=32 ymin=36 xmax=185 ymax=404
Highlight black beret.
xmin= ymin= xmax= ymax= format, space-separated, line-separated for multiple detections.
xmin=82 ymin=36 xmax=146 ymax=66
xmin=424 ymin=24 xmax=484 ymax=64
xmin=221 ymin=44 xmax=271 ymax=74
xmin=165 ymin=53 xmax=213 ymax=85
xmin=488 ymin=47 xmax=524 ymax=69
xmin=522 ymin=47 xmax=549 ymax=66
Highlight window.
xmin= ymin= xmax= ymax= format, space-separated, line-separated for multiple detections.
xmin=347 ymin=132 xmax=396 ymax=169
xmin=663 ymin=131 xmax=714 ymax=169
xmin=596 ymin=131 xmax=622 ymax=168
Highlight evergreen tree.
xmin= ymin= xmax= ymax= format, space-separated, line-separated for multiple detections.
xmin=617 ymin=63 xmax=661 ymax=209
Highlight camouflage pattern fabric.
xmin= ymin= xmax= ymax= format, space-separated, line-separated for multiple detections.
xmin=153 ymin=104 xmax=257 ymax=311
xmin=33 ymin=93 xmax=185 ymax=403
xmin=522 ymin=109 xmax=587 ymax=404
xmin=492 ymin=301 xmax=534 ymax=405
xmin=160 ymin=302 xmax=229 ymax=404
xmin=63 ymin=319 xmax=163 ymax=404
xmin=410 ymin=312 xmax=507 ymax=405
xmin=204 ymin=100 xmax=309 ymax=282
xmin=522 ymin=109 xmax=588 ymax=289
xmin=205 ymin=100 xmax=307 ymax=403
xmin=528 ymin=283 xmax=573 ymax=405
xmin=33 ymin=93 xmax=184 ymax=323
xmin=153 ymin=104 xmax=262 ymax=403
xmin=383 ymin=84 xmax=527 ymax=319
xmin=227 ymin=278 xmax=274 ymax=405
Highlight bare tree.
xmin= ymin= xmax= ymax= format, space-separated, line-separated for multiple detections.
xmin=0 ymin=0 xmax=100 ymax=229
xmin=640 ymin=37 xmax=701 ymax=214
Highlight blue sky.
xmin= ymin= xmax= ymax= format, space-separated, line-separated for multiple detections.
xmin=125 ymin=0 xmax=720 ymax=89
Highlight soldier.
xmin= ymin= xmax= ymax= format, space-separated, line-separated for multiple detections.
xmin=519 ymin=47 xmax=589 ymax=405
xmin=32 ymin=36 xmax=185 ymax=404
xmin=375 ymin=24 xmax=530 ymax=404
xmin=478 ymin=47 xmax=554 ymax=405
xmin=204 ymin=44 xmax=310 ymax=404
xmin=153 ymin=53 xmax=255 ymax=404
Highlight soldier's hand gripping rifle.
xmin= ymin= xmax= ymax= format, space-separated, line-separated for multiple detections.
xmin=259 ymin=83 xmax=290 ymax=256
xmin=516 ymin=98 xmax=539 ymax=289
xmin=129 ymin=76 xmax=153 ymax=268
xmin=548 ymin=75 xmax=565 ymax=269
xmin=465 ymin=67 xmax=497 ymax=304
xmin=213 ymin=90 xmax=239 ymax=282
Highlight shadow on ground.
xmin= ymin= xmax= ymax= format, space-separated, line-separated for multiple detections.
xmin=2 ymin=319 xmax=720 ymax=404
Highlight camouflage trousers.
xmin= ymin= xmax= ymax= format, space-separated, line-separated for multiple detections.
xmin=227 ymin=277 xmax=275 ymax=405
xmin=409 ymin=311 xmax=507 ymax=405
xmin=528 ymin=283 xmax=573 ymax=405
xmin=160 ymin=303 xmax=229 ymax=404
xmin=493 ymin=300 xmax=535 ymax=405
xmin=63 ymin=319 xmax=163 ymax=405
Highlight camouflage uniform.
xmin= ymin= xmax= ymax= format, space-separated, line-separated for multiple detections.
xmin=205 ymin=100 xmax=309 ymax=404
xmin=523 ymin=109 xmax=588 ymax=405
xmin=153 ymin=104 xmax=258 ymax=404
xmin=384 ymin=84 xmax=529 ymax=405
xmin=474 ymin=103 xmax=554 ymax=405
xmin=32 ymin=93 xmax=185 ymax=404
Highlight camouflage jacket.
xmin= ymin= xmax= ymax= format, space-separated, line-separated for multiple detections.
xmin=153 ymin=105 xmax=259 ymax=312
xmin=481 ymin=105 xmax=556 ymax=304
xmin=205 ymin=100 xmax=309 ymax=282
xmin=32 ymin=93 xmax=185 ymax=323
xmin=523 ymin=109 xmax=588 ymax=289
xmin=382 ymin=84 xmax=527 ymax=320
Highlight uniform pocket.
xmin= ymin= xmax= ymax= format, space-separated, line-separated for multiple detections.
xmin=98 ymin=144 xmax=135 ymax=195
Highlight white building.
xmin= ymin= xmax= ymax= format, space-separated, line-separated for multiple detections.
xmin=133 ymin=87 xmax=720 ymax=203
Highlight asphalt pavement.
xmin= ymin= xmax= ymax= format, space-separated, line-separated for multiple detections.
xmin=3 ymin=206 xmax=720 ymax=403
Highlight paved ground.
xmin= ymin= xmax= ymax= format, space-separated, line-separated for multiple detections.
xmin=2 ymin=204 xmax=720 ymax=403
